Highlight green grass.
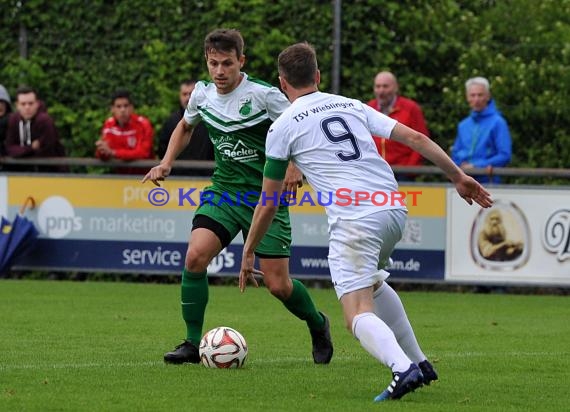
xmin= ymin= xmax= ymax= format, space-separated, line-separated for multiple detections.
xmin=1 ymin=280 xmax=569 ymax=411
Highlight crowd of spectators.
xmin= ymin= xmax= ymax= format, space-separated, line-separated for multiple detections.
xmin=0 ymin=75 xmax=511 ymax=183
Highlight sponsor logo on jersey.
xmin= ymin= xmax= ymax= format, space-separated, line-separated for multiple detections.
xmin=218 ymin=139 xmax=259 ymax=162
xmin=239 ymin=96 xmax=252 ymax=116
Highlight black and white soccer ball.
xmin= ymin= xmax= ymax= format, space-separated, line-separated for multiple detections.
xmin=199 ymin=326 xmax=248 ymax=368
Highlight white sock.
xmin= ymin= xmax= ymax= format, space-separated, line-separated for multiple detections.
xmin=351 ymin=312 xmax=411 ymax=372
xmin=373 ymin=282 xmax=426 ymax=364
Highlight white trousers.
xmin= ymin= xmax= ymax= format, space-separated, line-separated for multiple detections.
xmin=328 ymin=208 xmax=407 ymax=299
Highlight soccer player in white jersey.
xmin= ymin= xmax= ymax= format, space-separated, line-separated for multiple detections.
xmin=239 ymin=42 xmax=493 ymax=401
xmin=142 ymin=30 xmax=333 ymax=366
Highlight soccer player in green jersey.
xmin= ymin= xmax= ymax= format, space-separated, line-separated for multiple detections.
xmin=142 ymin=29 xmax=333 ymax=365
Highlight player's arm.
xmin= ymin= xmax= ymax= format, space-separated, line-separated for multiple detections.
xmin=239 ymin=157 xmax=289 ymax=292
xmin=283 ymin=162 xmax=303 ymax=198
xmin=265 ymin=88 xmax=301 ymax=195
xmin=390 ymin=123 xmax=493 ymax=208
xmin=142 ymin=118 xmax=193 ymax=186
xmin=403 ymin=103 xmax=429 ymax=165
xmin=162 ymin=118 xmax=194 ymax=163
xmin=404 ymin=148 xmax=423 ymax=166
xmin=244 ymin=176 xmax=283 ymax=254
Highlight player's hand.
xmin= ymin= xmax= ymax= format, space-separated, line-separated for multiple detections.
xmin=141 ymin=164 xmax=172 ymax=187
xmin=239 ymin=250 xmax=263 ymax=292
xmin=282 ymin=162 xmax=303 ymax=200
xmin=455 ymin=175 xmax=493 ymax=208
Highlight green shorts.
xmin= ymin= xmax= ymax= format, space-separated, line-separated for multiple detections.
xmin=194 ymin=188 xmax=291 ymax=257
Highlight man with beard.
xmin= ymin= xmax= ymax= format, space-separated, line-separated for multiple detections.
xmin=478 ymin=210 xmax=523 ymax=261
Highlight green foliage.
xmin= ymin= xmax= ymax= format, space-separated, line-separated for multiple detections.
xmin=0 ymin=0 xmax=569 ymax=171
xmin=439 ymin=0 xmax=570 ymax=175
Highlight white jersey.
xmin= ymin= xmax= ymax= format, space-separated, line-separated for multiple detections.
xmin=184 ymin=73 xmax=290 ymax=192
xmin=266 ymin=91 xmax=406 ymax=223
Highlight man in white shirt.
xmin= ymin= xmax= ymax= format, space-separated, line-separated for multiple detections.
xmin=239 ymin=42 xmax=492 ymax=402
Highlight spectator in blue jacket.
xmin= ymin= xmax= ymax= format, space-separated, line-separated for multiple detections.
xmin=452 ymin=77 xmax=512 ymax=183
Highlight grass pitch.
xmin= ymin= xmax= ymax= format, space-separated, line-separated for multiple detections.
xmin=1 ymin=279 xmax=568 ymax=411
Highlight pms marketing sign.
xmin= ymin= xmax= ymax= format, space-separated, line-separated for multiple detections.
xmin=7 ymin=175 xmax=446 ymax=281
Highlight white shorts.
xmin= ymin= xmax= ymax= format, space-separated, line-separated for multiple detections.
xmin=328 ymin=208 xmax=407 ymax=299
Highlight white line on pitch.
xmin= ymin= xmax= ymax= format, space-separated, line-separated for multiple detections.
xmin=0 ymin=351 xmax=567 ymax=371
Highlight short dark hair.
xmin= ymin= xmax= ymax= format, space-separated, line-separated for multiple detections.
xmin=15 ymin=85 xmax=38 ymax=100
xmin=278 ymin=42 xmax=318 ymax=88
xmin=204 ymin=28 xmax=244 ymax=59
xmin=181 ymin=79 xmax=198 ymax=87
xmin=111 ymin=89 xmax=132 ymax=105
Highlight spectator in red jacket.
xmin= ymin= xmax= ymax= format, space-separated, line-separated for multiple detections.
xmin=367 ymin=72 xmax=430 ymax=180
xmin=96 ymin=89 xmax=154 ymax=173
xmin=4 ymin=86 xmax=66 ymax=172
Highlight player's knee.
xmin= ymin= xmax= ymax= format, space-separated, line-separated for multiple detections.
xmin=266 ymin=279 xmax=291 ymax=301
xmin=185 ymin=249 xmax=210 ymax=272
xmin=267 ymin=285 xmax=289 ymax=300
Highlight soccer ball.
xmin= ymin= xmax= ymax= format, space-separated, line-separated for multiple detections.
xmin=199 ymin=326 xmax=248 ymax=368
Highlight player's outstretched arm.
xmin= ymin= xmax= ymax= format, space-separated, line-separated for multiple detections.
xmin=453 ymin=174 xmax=493 ymax=208
xmin=162 ymin=118 xmax=195 ymax=165
xmin=141 ymin=164 xmax=172 ymax=187
xmin=141 ymin=119 xmax=194 ymax=186
xmin=390 ymin=123 xmax=493 ymax=208
xmin=239 ymin=177 xmax=283 ymax=292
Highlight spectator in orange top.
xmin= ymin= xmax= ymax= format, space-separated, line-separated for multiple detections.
xmin=96 ymin=89 xmax=154 ymax=173
xmin=367 ymin=72 xmax=429 ymax=180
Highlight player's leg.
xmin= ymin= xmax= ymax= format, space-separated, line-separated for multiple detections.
xmin=253 ymin=207 xmax=333 ymax=364
xmin=163 ymin=224 xmax=223 ymax=364
xmin=373 ymin=281 xmax=438 ymax=384
xmin=341 ymin=287 xmax=412 ymax=370
xmin=341 ymin=289 xmax=422 ymax=402
xmin=181 ymin=227 xmax=221 ymax=342
xmin=258 ymin=256 xmax=333 ymax=364
xmin=164 ymin=199 xmax=240 ymax=364
xmin=329 ymin=215 xmax=422 ymax=401
xmin=371 ymin=209 xmax=438 ymax=384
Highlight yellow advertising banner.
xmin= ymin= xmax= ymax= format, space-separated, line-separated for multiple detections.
xmin=8 ymin=176 xmax=445 ymax=217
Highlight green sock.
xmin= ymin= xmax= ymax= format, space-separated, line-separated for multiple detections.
xmin=181 ymin=269 xmax=208 ymax=344
xmin=282 ymin=279 xmax=325 ymax=331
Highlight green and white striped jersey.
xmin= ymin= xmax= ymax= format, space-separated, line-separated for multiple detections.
xmin=184 ymin=73 xmax=290 ymax=194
